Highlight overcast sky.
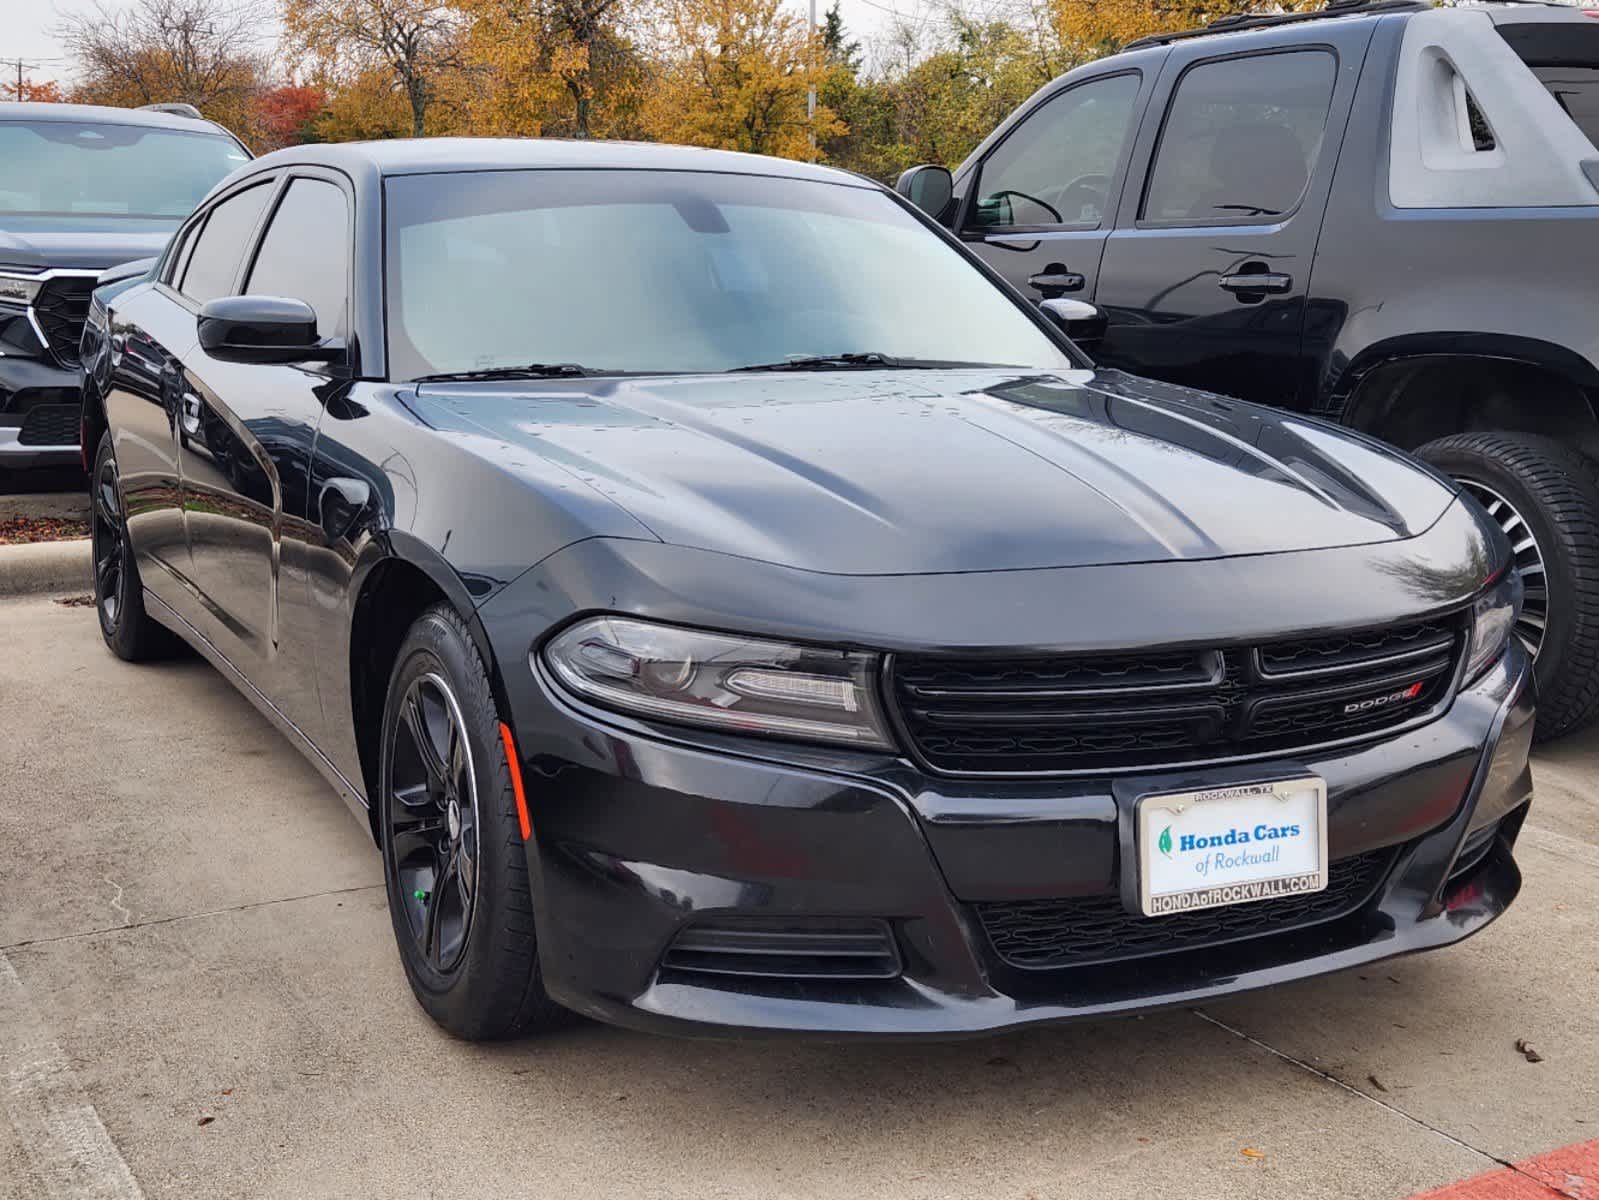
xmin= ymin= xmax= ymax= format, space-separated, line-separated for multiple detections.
xmin=1 ymin=0 xmax=932 ymax=88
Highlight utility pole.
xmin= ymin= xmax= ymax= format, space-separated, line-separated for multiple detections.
xmin=807 ymin=0 xmax=817 ymax=161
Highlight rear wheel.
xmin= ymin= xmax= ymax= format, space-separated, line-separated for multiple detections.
xmin=1416 ymin=432 xmax=1599 ymax=740
xmin=90 ymin=431 xmax=180 ymax=661
xmin=377 ymin=603 xmax=566 ymax=1040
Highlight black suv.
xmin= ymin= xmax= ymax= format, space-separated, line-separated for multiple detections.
xmin=0 ymin=102 xmax=249 ymax=473
xmin=897 ymin=0 xmax=1599 ymax=739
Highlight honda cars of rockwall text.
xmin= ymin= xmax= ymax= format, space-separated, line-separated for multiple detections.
xmin=80 ymin=138 xmax=1533 ymax=1041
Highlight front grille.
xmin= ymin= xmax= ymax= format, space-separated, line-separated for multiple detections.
xmin=17 ymin=403 xmax=80 ymax=447
xmin=977 ymin=849 xmax=1395 ymax=970
xmin=32 ymin=275 xmax=98 ymax=367
xmin=891 ymin=617 xmax=1462 ymax=775
xmin=660 ymin=919 xmax=901 ymax=980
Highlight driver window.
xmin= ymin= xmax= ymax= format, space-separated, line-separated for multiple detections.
xmin=968 ymin=73 xmax=1142 ymax=231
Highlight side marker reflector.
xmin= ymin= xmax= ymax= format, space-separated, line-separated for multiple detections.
xmin=499 ymin=722 xmax=532 ymax=841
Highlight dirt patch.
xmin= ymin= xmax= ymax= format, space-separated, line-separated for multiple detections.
xmin=0 ymin=516 xmax=90 ymax=545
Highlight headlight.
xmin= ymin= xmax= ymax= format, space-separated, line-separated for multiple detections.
xmin=541 ymin=616 xmax=894 ymax=749
xmin=1464 ymin=569 xmax=1523 ymax=685
xmin=0 ymin=272 xmax=43 ymax=307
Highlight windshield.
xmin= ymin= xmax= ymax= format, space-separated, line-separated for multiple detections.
xmin=0 ymin=121 xmax=248 ymax=221
xmin=383 ymin=169 xmax=1078 ymax=380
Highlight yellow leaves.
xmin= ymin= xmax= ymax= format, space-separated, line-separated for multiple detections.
xmin=1049 ymin=0 xmax=1263 ymax=60
xmin=643 ymin=0 xmax=842 ymax=158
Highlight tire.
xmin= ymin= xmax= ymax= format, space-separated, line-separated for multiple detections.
xmin=377 ymin=603 xmax=566 ymax=1040
xmin=1416 ymin=432 xmax=1599 ymax=740
xmin=90 ymin=430 xmax=181 ymax=662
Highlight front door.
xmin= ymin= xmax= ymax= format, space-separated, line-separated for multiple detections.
xmin=1094 ymin=30 xmax=1370 ymax=407
xmin=959 ymin=71 xmax=1150 ymax=312
xmin=175 ymin=172 xmax=352 ymax=738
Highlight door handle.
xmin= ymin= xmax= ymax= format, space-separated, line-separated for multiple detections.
xmin=1027 ymin=266 xmax=1086 ymax=294
xmin=1219 ymin=270 xmax=1293 ymax=295
xmin=179 ymin=392 xmax=203 ymax=437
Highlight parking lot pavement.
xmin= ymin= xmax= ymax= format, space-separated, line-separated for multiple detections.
xmin=1 ymin=595 xmax=1595 ymax=1200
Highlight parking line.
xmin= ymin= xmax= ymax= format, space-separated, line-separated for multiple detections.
xmin=1405 ymin=1137 xmax=1599 ymax=1199
xmin=0 ymin=949 xmax=145 ymax=1199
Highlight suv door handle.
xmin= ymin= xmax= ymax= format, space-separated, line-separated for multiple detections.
xmin=1028 ymin=266 xmax=1086 ymax=293
xmin=1219 ymin=270 xmax=1293 ymax=295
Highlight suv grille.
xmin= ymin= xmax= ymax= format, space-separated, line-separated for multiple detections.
xmin=891 ymin=617 xmax=1462 ymax=775
xmin=32 ymin=275 xmax=98 ymax=368
xmin=17 ymin=403 xmax=80 ymax=447
xmin=977 ymin=849 xmax=1394 ymax=970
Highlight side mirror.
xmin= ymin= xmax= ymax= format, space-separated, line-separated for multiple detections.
xmin=895 ymin=165 xmax=955 ymax=222
xmin=1040 ymin=297 xmax=1108 ymax=351
xmin=198 ymin=295 xmax=340 ymax=365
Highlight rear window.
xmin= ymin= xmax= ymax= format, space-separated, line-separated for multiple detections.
xmin=1499 ymin=22 xmax=1599 ymax=151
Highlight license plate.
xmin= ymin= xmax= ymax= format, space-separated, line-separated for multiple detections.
xmin=1136 ymin=778 xmax=1328 ymax=917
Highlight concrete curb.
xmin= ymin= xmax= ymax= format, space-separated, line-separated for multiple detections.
xmin=0 ymin=538 xmax=93 ymax=598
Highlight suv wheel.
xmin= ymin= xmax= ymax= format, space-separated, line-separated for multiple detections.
xmin=377 ymin=603 xmax=567 ymax=1040
xmin=1416 ymin=432 xmax=1599 ymax=740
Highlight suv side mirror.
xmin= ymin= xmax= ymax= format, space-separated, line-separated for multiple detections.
xmin=895 ymin=165 xmax=954 ymax=222
xmin=1040 ymin=297 xmax=1108 ymax=351
xmin=198 ymin=295 xmax=341 ymax=365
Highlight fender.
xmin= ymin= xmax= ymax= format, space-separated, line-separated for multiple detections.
xmin=1325 ymin=332 xmax=1599 ymax=425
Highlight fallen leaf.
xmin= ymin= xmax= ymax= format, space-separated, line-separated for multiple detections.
xmin=1515 ymin=1039 xmax=1544 ymax=1063
xmin=220 ymin=1088 xmax=233 ymax=1097
xmin=55 ymin=594 xmax=95 ymax=608
xmin=1137 ymin=1137 xmax=1151 ymax=1144
xmin=1367 ymin=1075 xmax=1390 ymax=1093
xmin=197 ymin=1116 xmax=215 ymax=1127
xmin=1241 ymin=1147 xmax=1265 ymax=1160
xmin=0 ymin=516 xmax=90 ymax=545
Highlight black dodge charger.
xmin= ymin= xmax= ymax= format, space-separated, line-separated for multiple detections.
xmin=80 ymin=139 xmax=1534 ymax=1041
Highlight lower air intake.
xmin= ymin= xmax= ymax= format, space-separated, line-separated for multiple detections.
xmin=977 ymin=849 xmax=1395 ymax=971
xmin=661 ymin=919 xmax=901 ymax=980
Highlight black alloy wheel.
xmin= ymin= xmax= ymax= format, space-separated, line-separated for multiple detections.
xmin=89 ymin=430 xmax=179 ymax=662
xmin=92 ymin=451 xmax=127 ymax=635
xmin=386 ymin=672 xmax=481 ymax=974
xmin=377 ymin=604 xmax=567 ymax=1039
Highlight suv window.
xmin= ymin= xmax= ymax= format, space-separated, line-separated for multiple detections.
xmin=968 ymin=73 xmax=1142 ymax=230
xmin=1142 ymin=50 xmax=1337 ymax=224
xmin=244 ymin=178 xmax=350 ymax=338
xmin=180 ymin=183 xmax=272 ymax=304
xmin=1499 ymin=22 xmax=1599 ymax=151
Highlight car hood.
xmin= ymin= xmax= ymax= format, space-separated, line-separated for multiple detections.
xmin=0 ymin=227 xmax=173 ymax=273
xmin=411 ymin=368 xmax=1457 ymax=576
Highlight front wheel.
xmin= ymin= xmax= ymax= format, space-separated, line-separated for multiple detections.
xmin=90 ymin=431 xmax=180 ymax=661
xmin=1416 ymin=432 xmax=1599 ymax=740
xmin=378 ymin=603 xmax=566 ymax=1039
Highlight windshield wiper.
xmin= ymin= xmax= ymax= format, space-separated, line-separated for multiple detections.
xmin=730 ymin=353 xmax=997 ymax=373
xmin=413 ymin=362 xmax=596 ymax=382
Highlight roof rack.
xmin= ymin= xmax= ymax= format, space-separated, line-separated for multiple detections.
xmin=136 ymin=102 xmax=205 ymax=120
xmin=1123 ymin=0 xmax=1430 ymax=51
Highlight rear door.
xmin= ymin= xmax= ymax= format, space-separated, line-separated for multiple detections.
xmin=1094 ymin=24 xmax=1372 ymax=407
xmin=958 ymin=71 xmax=1151 ymax=305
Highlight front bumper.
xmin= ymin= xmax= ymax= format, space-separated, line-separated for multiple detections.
xmin=505 ymin=628 xmax=1534 ymax=1040
xmin=0 ymin=355 xmax=81 ymax=469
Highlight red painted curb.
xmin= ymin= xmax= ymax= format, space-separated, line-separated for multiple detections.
xmin=1407 ymin=1138 xmax=1599 ymax=1200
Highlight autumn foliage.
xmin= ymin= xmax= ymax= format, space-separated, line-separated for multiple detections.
xmin=58 ymin=0 xmax=1274 ymax=175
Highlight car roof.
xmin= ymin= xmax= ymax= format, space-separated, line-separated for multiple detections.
xmin=241 ymin=137 xmax=873 ymax=186
xmin=0 ymin=101 xmax=240 ymax=138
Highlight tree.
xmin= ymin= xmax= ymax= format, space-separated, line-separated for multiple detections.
xmin=1049 ymin=0 xmax=1261 ymax=64
xmin=60 ymin=0 xmax=270 ymax=140
xmin=2 ymin=76 xmax=66 ymax=103
xmin=282 ymin=0 xmax=464 ymax=136
xmin=645 ymin=0 xmax=842 ymax=159
xmin=255 ymin=81 xmax=327 ymax=147
xmin=452 ymin=0 xmax=643 ymax=139
xmin=820 ymin=0 xmax=859 ymax=72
